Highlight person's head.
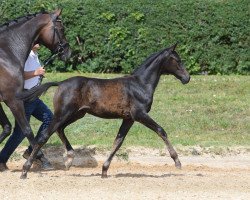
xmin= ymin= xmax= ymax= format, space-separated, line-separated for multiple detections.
xmin=32 ymin=44 xmax=40 ymax=52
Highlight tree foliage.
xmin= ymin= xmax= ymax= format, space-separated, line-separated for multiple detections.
xmin=0 ymin=0 xmax=249 ymax=74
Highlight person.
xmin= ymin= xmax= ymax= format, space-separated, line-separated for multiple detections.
xmin=0 ymin=44 xmax=53 ymax=171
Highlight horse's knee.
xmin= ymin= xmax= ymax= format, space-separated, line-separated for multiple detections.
xmin=0 ymin=124 xmax=12 ymax=143
xmin=22 ymin=125 xmax=33 ymax=136
xmin=156 ymin=127 xmax=168 ymax=138
xmin=36 ymin=132 xmax=49 ymax=145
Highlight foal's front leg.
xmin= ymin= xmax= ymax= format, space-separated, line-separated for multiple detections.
xmin=135 ymin=112 xmax=181 ymax=169
xmin=102 ymin=119 xmax=134 ymax=178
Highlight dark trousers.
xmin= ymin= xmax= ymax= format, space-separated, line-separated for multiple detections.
xmin=0 ymin=98 xmax=53 ymax=163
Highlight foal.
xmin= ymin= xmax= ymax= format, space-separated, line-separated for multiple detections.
xmin=19 ymin=44 xmax=190 ymax=178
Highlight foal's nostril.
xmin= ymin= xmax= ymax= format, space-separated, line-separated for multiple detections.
xmin=182 ymin=75 xmax=190 ymax=84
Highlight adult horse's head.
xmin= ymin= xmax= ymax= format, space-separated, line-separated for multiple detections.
xmin=36 ymin=9 xmax=71 ymax=61
xmin=160 ymin=43 xmax=190 ymax=84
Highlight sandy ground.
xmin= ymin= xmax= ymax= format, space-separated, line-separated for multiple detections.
xmin=0 ymin=146 xmax=249 ymax=200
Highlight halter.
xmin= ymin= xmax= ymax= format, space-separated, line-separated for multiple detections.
xmin=36 ymin=17 xmax=69 ymax=86
xmin=51 ymin=18 xmax=69 ymax=58
xmin=41 ymin=16 xmax=69 ymax=67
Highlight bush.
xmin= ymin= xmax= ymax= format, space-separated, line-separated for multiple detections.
xmin=0 ymin=0 xmax=249 ymax=74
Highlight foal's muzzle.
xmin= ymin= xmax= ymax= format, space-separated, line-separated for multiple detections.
xmin=181 ymin=75 xmax=191 ymax=84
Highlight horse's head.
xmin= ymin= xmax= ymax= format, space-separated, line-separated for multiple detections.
xmin=160 ymin=44 xmax=190 ymax=84
xmin=37 ymin=9 xmax=71 ymax=61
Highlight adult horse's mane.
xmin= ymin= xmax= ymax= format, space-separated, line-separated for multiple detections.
xmin=0 ymin=11 xmax=49 ymax=32
xmin=132 ymin=47 xmax=168 ymax=75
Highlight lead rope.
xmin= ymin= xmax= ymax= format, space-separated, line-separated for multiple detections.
xmin=36 ymin=53 xmax=59 ymax=87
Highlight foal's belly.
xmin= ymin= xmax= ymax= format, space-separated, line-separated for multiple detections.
xmin=84 ymin=81 xmax=132 ymax=119
xmin=87 ymin=99 xmax=131 ymax=119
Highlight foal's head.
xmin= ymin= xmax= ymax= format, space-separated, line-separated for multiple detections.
xmin=37 ymin=9 xmax=71 ymax=61
xmin=160 ymin=44 xmax=190 ymax=84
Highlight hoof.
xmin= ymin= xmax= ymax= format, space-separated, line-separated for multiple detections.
xmin=64 ymin=151 xmax=75 ymax=170
xmin=0 ymin=163 xmax=9 ymax=172
xmin=175 ymin=160 xmax=182 ymax=169
xmin=101 ymin=172 xmax=108 ymax=178
xmin=176 ymin=164 xmax=182 ymax=169
xmin=65 ymin=164 xmax=70 ymax=171
xmin=64 ymin=158 xmax=73 ymax=170
xmin=20 ymin=173 xmax=27 ymax=179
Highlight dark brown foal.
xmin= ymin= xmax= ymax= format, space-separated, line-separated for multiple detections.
xmin=18 ymin=43 xmax=190 ymax=178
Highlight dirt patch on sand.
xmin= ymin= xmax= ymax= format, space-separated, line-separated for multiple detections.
xmin=0 ymin=146 xmax=249 ymax=200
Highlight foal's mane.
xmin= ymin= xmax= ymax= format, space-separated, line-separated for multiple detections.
xmin=0 ymin=11 xmax=49 ymax=32
xmin=132 ymin=47 xmax=169 ymax=75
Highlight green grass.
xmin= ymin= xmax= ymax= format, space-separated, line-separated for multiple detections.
xmin=1 ymin=74 xmax=249 ymax=149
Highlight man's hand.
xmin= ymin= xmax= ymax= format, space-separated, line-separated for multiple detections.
xmin=34 ymin=66 xmax=45 ymax=76
xmin=24 ymin=66 xmax=45 ymax=80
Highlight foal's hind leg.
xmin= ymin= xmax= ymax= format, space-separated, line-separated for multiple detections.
xmin=56 ymin=128 xmax=75 ymax=170
xmin=21 ymin=108 xmax=79 ymax=179
xmin=56 ymin=110 xmax=87 ymax=170
xmin=135 ymin=112 xmax=181 ymax=169
xmin=102 ymin=119 xmax=134 ymax=178
xmin=0 ymin=104 xmax=12 ymax=143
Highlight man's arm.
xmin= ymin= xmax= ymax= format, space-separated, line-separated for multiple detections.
xmin=24 ymin=66 xmax=45 ymax=80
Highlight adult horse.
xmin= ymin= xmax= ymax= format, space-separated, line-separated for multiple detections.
xmin=18 ymin=44 xmax=190 ymax=179
xmin=0 ymin=10 xmax=71 ymax=154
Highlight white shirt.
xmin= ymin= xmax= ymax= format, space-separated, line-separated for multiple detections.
xmin=24 ymin=50 xmax=41 ymax=89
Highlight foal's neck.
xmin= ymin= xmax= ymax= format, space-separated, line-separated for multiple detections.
xmin=136 ymin=61 xmax=162 ymax=92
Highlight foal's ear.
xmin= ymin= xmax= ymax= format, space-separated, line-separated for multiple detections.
xmin=159 ymin=48 xmax=172 ymax=60
xmin=51 ymin=9 xmax=62 ymax=20
xmin=169 ymin=43 xmax=178 ymax=51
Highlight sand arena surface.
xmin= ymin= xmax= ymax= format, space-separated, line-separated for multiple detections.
xmin=0 ymin=146 xmax=249 ymax=200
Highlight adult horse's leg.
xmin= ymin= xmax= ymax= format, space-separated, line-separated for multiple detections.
xmin=0 ymin=104 xmax=12 ymax=143
xmin=5 ymin=99 xmax=36 ymax=147
xmin=135 ymin=112 xmax=181 ymax=169
xmin=56 ymin=110 xmax=87 ymax=170
xmin=102 ymin=119 xmax=134 ymax=178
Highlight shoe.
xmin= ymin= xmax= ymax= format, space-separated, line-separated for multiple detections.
xmin=0 ymin=162 xmax=8 ymax=172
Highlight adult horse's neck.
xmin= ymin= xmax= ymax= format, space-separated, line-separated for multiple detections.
xmin=3 ymin=14 xmax=50 ymax=68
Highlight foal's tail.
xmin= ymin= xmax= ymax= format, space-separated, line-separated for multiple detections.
xmin=16 ymin=82 xmax=59 ymax=102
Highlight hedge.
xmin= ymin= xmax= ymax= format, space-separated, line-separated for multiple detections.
xmin=0 ymin=0 xmax=249 ymax=75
